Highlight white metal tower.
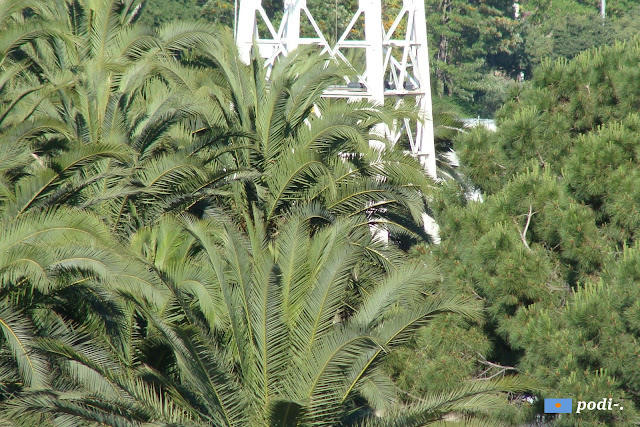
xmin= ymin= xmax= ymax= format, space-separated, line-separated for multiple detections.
xmin=235 ymin=0 xmax=437 ymax=178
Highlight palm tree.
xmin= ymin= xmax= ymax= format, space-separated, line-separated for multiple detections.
xmin=0 ymin=0 xmax=250 ymax=237
xmin=0 ymin=207 xmax=165 ymax=402
xmin=188 ymin=34 xmax=437 ymax=242
xmin=0 ymin=3 xmax=528 ymax=425
xmin=1 ymin=210 xmax=525 ymax=426
xmin=1 ymin=1 xmax=435 ymax=241
xmin=0 ymin=0 xmax=210 ymax=400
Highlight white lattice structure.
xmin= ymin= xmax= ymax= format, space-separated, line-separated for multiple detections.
xmin=235 ymin=0 xmax=437 ymax=178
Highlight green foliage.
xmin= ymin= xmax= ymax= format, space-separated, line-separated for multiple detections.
xmin=426 ymin=0 xmax=521 ymax=116
xmin=520 ymin=0 xmax=640 ymax=74
xmin=385 ymin=313 xmax=491 ymax=396
xmin=522 ymin=4 xmax=612 ymax=70
xmin=10 ymin=0 xmax=640 ymax=425
xmin=0 ymin=0 xmax=528 ymax=425
xmin=132 ymin=0 xmax=640 ymax=119
xmin=463 ymin=40 xmax=640 ymax=247
xmin=3 ymin=212 xmax=491 ymax=426
xmin=425 ymin=40 xmax=640 ymax=425
xmin=138 ymin=0 xmax=231 ymax=26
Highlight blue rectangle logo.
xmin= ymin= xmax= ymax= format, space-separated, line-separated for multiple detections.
xmin=545 ymin=398 xmax=573 ymax=413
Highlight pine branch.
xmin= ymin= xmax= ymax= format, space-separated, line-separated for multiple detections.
xmin=515 ymin=204 xmax=536 ymax=252
xmin=475 ymin=353 xmax=517 ymax=380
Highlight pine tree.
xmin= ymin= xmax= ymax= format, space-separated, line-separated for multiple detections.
xmin=408 ymin=40 xmax=640 ymax=425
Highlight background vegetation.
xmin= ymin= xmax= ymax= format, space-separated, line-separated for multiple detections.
xmin=428 ymin=39 xmax=640 ymax=426
xmin=141 ymin=0 xmax=640 ymax=117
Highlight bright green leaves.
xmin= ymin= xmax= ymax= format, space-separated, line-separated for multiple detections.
xmin=426 ymin=0 xmax=521 ymax=116
xmin=0 ymin=1 xmax=521 ymax=425
xmin=511 ymin=282 xmax=640 ymax=426
xmin=121 ymin=212 xmax=483 ymax=426
xmin=0 ymin=306 xmax=49 ymax=390
xmin=433 ymin=40 xmax=640 ymax=424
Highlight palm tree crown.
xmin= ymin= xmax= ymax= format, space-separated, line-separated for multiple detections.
xmin=0 ymin=1 xmax=526 ymax=425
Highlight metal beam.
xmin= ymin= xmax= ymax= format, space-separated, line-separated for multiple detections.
xmin=234 ymin=0 xmax=436 ymax=179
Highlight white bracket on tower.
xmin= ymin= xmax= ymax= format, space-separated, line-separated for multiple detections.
xmin=235 ymin=0 xmax=436 ymax=178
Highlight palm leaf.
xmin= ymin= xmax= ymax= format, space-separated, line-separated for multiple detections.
xmin=0 ymin=306 xmax=49 ymax=389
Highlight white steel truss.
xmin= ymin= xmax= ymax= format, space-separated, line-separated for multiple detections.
xmin=236 ymin=0 xmax=436 ymax=178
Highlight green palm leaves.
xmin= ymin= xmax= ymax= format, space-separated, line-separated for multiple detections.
xmin=2 ymin=212 xmax=489 ymax=426
xmin=0 ymin=1 xmax=525 ymax=425
xmin=220 ymin=45 xmax=434 ymax=240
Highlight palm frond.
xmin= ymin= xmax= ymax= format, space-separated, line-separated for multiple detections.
xmin=0 ymin=306 xmax=49 ymax=389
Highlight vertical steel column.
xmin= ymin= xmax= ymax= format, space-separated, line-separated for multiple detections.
xmin=361 ymin=0 xmax=384 ymax=105
xmin=282 ymin=0 xmax=303 ymax=52
xmin=235 ymin=0 xmax=437 ymax=179
xmin=410 ymin=0 xmax=436 ymax=177
xmin=236 ymin=0 xmax=259 ymax=62
xmin=362 ymin=0 xmax=388 ymax=242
